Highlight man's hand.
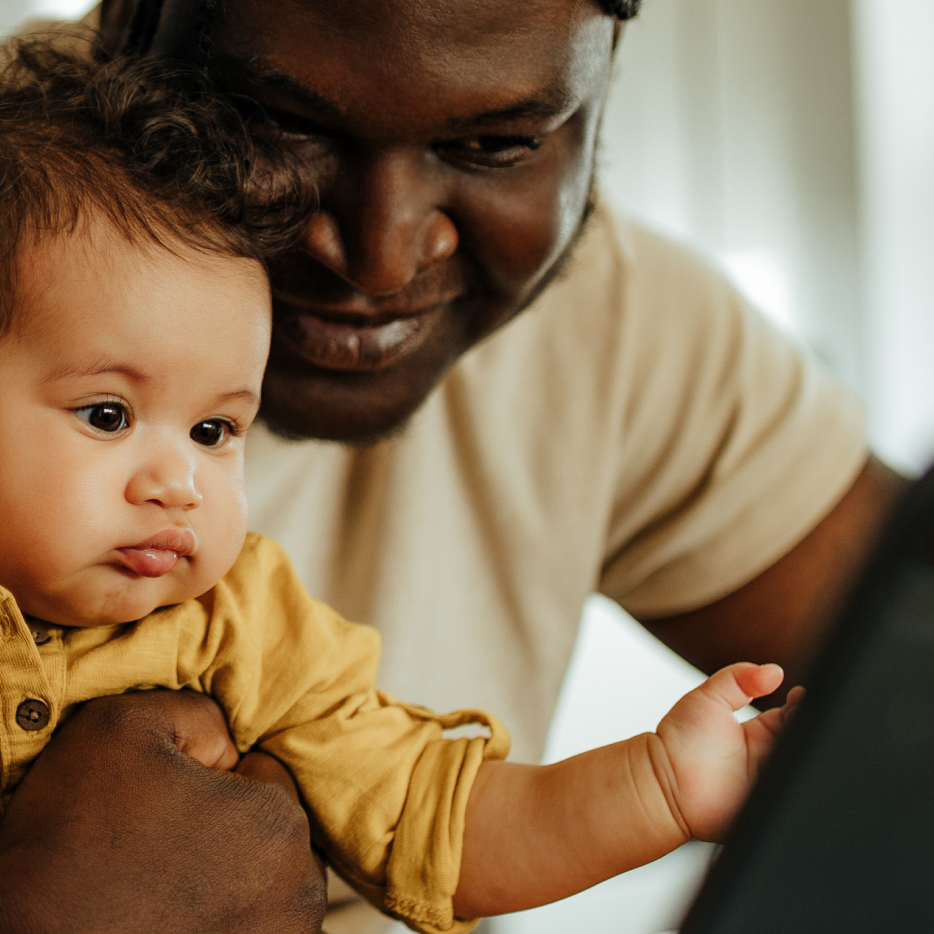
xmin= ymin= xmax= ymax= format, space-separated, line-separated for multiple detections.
xmin=0 ymin=690 xmax=327 ymax=934
xmin=656 ymin=662 xmax=801 ymax=841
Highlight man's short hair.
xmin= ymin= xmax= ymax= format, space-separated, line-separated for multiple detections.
xmin=122 ymin=0 xmax=642 ymax=65
xmin=0 ymin=37 xmax=314 ymax=335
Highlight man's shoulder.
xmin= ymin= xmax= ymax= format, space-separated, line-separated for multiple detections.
xmin=535 ymin=197 xmax=740 ymax=322
xmin=456 ymin=197 xmax=753 ymax=405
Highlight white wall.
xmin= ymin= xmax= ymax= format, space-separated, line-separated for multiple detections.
xmin=602 ymin=0 xmax=863 ymax=387
xmin=852 ymin=0 xmax=934 ymax=472
xmin=0 ymin=0 xmax=91 ymax=35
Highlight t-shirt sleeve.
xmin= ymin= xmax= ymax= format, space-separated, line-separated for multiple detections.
xmin=195 ymin=534 xmax=510 ymax=934
xmin=596 ymin=221 xmax=867 ymax=617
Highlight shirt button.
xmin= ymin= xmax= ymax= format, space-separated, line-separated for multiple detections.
xmin=26 ymin=617 xmax=52 ymax=645
xmin=16 ymin=699 xmax=51 ymax=731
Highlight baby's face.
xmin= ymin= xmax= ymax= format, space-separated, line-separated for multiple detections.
xmin=0 ymin=216 xmax=272 ymax=627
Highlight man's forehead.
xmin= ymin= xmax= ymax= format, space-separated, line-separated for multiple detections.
xmin=223 ymin=0 xmax=606 ymax=42
xmin=215 ymin=0 xmax=614 ymax=128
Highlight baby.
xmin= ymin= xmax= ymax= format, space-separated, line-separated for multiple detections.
xmin=0 ymin=39 xmax=799 ymax=933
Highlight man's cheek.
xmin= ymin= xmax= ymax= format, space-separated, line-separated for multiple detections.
xmin=461 ymin=150 xmax=594 ymax=295
xmin=461 ymin=191 xmax=571 ymax=292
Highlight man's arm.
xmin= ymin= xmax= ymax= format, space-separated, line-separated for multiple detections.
xmin=640 ymin=456 xmax=910 ymax=706
xmin=0 ymin=690 xmax=327 ymax=934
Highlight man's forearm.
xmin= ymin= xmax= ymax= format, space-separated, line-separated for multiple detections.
xmin=641 ymin=455 xmax=910 ymax=704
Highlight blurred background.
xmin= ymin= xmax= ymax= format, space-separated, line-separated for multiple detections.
xmin=3 ymin=1 xmax=933 ymax=932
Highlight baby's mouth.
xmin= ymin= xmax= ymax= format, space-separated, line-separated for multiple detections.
xmin=116 ymin=548 xmax=181 ymax=578
xmin=115 ymin=529 xmax=196 ymax=578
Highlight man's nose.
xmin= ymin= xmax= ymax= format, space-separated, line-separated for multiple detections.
xmin=303 ymin=149 xmax=458 ymax=296
xmin=125 ymin=442 xmax=203 ymax=511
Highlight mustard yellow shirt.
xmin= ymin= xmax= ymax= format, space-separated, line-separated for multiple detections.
xmin=0 ymin=532 xmax=509 ymax=933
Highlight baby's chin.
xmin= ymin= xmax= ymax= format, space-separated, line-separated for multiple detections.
xmin=53 ymin=604 xmax=174 ymax=628
xmin=28 ymin=599 xmax=178 ymax=629
xmin=25 ymin=577 xmax=211 ymax=629
xmin=14 ymin=547 xmax=243 ymax=628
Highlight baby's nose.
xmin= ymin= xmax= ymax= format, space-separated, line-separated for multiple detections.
xmin=125 ymin=450 xmax=202 ymax=510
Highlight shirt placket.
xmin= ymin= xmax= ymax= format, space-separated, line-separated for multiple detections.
xmin=0 ymin=594 xmax=64 ymax=799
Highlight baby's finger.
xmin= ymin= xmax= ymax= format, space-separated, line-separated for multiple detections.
xmin=235 ymin=750 xmax=302 ymax=804
xmin=749 ymin=705 xmax=786 ymax=736
xmin=781 ymin=685 xmax=806 ymax=723
xmin=700 ymin=662 xmax=784 ymax=712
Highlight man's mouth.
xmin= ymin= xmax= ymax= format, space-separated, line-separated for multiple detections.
xmin=115 ymin=528 xmax=196 ymax=578
xmin=274 ymin=297 xmax=448 ymax=371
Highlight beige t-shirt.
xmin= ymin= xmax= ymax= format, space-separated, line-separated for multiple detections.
xmin=245 ymin=202 xmax=867 ymax=767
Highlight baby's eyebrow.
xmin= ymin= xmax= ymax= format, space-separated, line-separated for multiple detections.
xmin=41 ymin=362 xmax=259 ymax=408
xmin=214 ymin=389 xmax=261 ymax=409
xmin=41 ymin=360 xmax=149 ymax=384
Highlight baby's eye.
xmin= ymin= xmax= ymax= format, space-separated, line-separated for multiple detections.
xmin=190 ymin=419 xmax=233 ymax=448
xmin=75 ymin=403 xmax=130 ymax=434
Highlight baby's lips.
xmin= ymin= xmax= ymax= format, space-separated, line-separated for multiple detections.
xmin=116 ymin=547 xmax=181 ymax=578
xmin=115 ymin=527 xmax=195 ymax=578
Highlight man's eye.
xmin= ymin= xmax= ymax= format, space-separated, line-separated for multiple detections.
xmin=441 ymin=135 xmax=542 ymax=168
xmin=190 ymin=420 xmax=232 ymax=448
xmin=260 ymin=105 xmax=335 ymax=147
xmin=75 ymin=403 xmax=130 ymax=434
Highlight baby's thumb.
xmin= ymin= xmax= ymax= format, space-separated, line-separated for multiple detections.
xmin=702 ymin=662 xmax=784 ymax=711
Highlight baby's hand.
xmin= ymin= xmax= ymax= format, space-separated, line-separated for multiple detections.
xmin=166 ymin=690 xmax=240 ymax=771
xmin=655 ymin=663 xmax=801 ymax=842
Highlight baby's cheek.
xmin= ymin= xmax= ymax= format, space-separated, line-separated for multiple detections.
xmin=202 ymin=482 xmax=250 ymax=583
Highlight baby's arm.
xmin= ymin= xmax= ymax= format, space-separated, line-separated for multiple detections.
xmin=453 ymin=663 xmax=797 ymax=918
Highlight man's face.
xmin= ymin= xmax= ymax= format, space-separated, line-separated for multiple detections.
xmin=200 ymin=0 xmax=616 ymax=442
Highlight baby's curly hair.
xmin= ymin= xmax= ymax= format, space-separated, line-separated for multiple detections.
xmin=0 ymin=36 xmax=315 ymax=335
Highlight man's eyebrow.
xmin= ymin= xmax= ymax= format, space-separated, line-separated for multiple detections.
xmin=443 ymin=94 xmax=576 ymax=132
xmin=215 ymin=55 xmax=345 ymax=119
xmin=215 ymin=54 xmax=573 ymax=131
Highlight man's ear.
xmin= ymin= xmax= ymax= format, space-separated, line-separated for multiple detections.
xmin=98 ymin=0 xmax=138 ymax=53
